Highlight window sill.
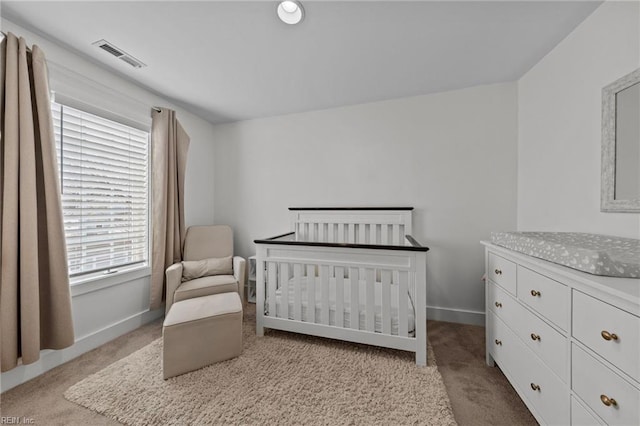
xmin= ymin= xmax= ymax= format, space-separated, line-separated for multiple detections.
xmin=70 ymin=264 xmax=151 ymax=297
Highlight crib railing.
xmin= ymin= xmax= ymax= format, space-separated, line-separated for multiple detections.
xmin=255 ymin=237 xmax=428 ymax=365
xmin=290 ymin=207 xmax=412 ymax=245
xmin=265 ymin=261 xmax=413 ymax=336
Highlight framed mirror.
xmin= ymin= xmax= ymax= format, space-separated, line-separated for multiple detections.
xmin=602 ymin=68 xmax=640 ymax=212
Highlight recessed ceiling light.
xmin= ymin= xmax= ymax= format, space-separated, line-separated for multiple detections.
xmin=277 ymin=1 xmax=304 ymax=25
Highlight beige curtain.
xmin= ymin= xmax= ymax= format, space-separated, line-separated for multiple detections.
xmin=0 ymin=33 xmax=74 ymax=372
xmin=149 ymin=108 xmax=190 ymax=310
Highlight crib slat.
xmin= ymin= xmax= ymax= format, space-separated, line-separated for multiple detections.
xmin=365 ymin=268 xmax=375 ymax=332
xmin=293 ymin=264 xmax=302 ymax=321
xmin=328 ymin=223 xmax=335 ymax=243
xmin=359 ymin=224 xmax=366 ymax=244
xmin=318 ymin=223 xmax=325 ymax=242
xmin=348 ymin=223 xmax=355 ymax=243
xmin=268 ymin=262 xmax=277 ymax=318
xmin=307 ymin=264 xmax=316 ymax=323
xmin=381 ymin=224 xmax=389 ymax=245
xmin=337 ymin=223 xmax=345 ymax=243
xmin=369 ymin=224 xmax=377 ymax=245
xmin=280 ymin=263 xmax=289 ymax=319
xmin=349 ymin=267 xmax=359 ymax=330
xmin=381 ymin=270 xmax=392 ymax=334
xmin=335 ymin=266 xmax=344 ymax=327
xmin=317 ymin=265 xmax=328 ymax=325
xmin=398 ymin=271 xmax=409 ymax=337
xmin=392 ymin=224 xmax=400 ymax=245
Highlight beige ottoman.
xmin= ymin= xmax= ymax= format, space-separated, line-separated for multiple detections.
xmin=163 ymin=292 xmax=243 ymax=379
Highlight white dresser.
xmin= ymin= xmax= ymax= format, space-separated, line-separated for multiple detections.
xmin=483 ymin=242 xmax=640 ymax=425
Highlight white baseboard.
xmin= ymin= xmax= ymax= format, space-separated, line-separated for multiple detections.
xmin=427 ymin=306 xmax=485 ymax=326
xmin=1 ymin=308 xmax=164 ymax=393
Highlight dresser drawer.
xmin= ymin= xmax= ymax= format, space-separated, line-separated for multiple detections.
xmin=571 ymin=396 xmax=604 ymax=425
xmin=488 ymin=311 xmax=569 ymax=425
xmin=488 ymin=280 xmax=519 ymax=324
xmin=487 ymin=311 xmax=521 ymax=377
xmin=488 ymin=253 xmax=517 ymax=295
xmin=572 ymin=344 xmax=640 ymax=426
xmin=514 ymin=339 xmax=570 ymax=425
xmin=489 ymin=281 xmax=567 ymax=381
xmin=517 ymin=266 xmax=568 ymax=331
xmin=573 ymin=290 xmax=640 ymax=382
xmin=516 ymin=298 xmax=568 ymax=382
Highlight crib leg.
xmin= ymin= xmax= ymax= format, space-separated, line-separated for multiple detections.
xmin=416 ymin=345 xmax=427 ymax=367
xmin=415 ymin=295 xmax=427 ymax=366
xmin=256 ymin=300 xmax=264 ymax=337
xmin=415 ymin=253 xmax=427 ymax=367
xmin=256 ymin=313 xmax=264 ymax=337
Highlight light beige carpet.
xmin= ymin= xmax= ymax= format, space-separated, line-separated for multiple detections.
xmin=64 ymin=310 xmax=456 ymax=425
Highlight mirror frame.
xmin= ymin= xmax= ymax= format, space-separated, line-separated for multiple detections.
xmin=601 ymin=67 xmax=640 ymax=213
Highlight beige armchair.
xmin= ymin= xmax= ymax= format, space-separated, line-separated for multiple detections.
xmin=165 ymin=225 xmax=246 ymax=315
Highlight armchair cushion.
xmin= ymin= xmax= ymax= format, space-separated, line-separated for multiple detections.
xmin=181 ymin=256 xmax=233 ymax=282
xmin=183 ymin=225 xmax=233 ymax=260
xmin=173 ymin=275 xmax=238 ymax=304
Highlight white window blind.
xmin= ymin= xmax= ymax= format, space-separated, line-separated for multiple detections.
xmin=51 ymin=101 xmax=149 ymax=277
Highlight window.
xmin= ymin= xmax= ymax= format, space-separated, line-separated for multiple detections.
xmin=51 ymin=101 xmax=150 ymax=278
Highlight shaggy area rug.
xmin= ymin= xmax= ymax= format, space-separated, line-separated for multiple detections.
xmin=65 ymin=309 xmax=456 ymax=425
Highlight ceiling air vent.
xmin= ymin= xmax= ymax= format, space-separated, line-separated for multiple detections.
xmin=92 ymin=39 xmax=146 ymax=69
xmin=95 ymin=40 xmax=124 ymax=57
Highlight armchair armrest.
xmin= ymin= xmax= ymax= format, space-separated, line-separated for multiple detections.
xmin=165 ymin=262 xmax=183 ymax=316
xmin=233 ymin=256 xmax=246 ymax=304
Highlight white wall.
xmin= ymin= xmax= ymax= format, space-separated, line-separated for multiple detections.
xmin=518 ymin=1 xmax=640 ymax=238
xmin=1 ymin=19 xmax=216 ymax=392
xmin=213 ymin=82 xmax=518 ymax=325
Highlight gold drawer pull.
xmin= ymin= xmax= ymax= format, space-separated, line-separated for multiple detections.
xmin=494 ymin=269 xmax=502 ymax=275
xmin=530 ymin=383 xmax=540 ymax=391
xmin=600 ymin=394 xmax=617 ymax=407
xmin=495 ymin=302 xmax=502 ymax=308
xmin=601 ymin=330 xmax=619 ymax=341
xmin=530 ymin=290 xmax=541 ymax=297
xmin=495 ymin=339 xmax=502 ymax=346
xmin=530 ymin=333 xmax=541 ymax=341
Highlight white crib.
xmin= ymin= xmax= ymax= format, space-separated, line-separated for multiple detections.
xmin=255 ymin=207 xmax=429 ymax=365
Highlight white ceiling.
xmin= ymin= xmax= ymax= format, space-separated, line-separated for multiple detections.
xmin=3 ymin=1 xmax=601 ymax=124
